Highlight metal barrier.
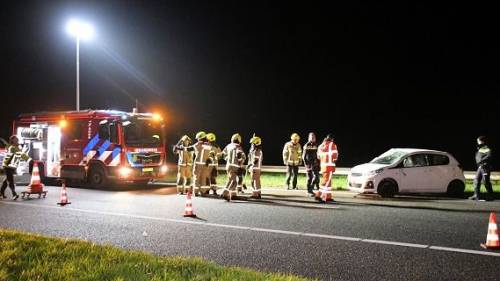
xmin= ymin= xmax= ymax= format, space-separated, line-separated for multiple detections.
xmin=218 ymin=165 xmax=500 ymax=181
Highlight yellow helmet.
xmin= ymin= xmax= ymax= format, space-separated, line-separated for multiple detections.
xmin=250 ymin=135 xmax=262 ymax=146
xmin=231 ymin=133 xmax=242 ymax=143
xmin=291 ymin=133 xmax=300 ymax=141
xmin=206 ymin=133 xmax=216 ymax=142
xmin=195 ymin=131 xmax=206 ymax=140
xmin=180 ymin=135 xmax=192 ymax=143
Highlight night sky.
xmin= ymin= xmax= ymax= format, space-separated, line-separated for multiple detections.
xmin=2 ymin=1 xmax=499 ymax=169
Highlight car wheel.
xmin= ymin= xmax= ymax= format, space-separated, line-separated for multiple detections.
xmin=378 ymin=179 xmax=398 ymax=198
xmin=447 ymin=180 xmax=465 ymax=198
xmin=89 ymin=166 xmax=107 ymax=188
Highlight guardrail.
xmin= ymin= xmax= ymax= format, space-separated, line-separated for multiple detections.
xmin=218 ymin=165 xmax=500 ymax=181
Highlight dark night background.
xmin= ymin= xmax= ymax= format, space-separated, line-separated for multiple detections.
xmin=1 ymin=1 xmax=499 ymax=169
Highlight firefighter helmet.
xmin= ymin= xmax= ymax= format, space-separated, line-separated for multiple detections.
xmin=180 ymin=135 xmax=192 ymax=143
xmin=250 ymin=136 xmax=262 ymax=146
xmin=290 ymin=133 xmax=300 ymax=142
xmin=195 ymin=131 xmax=206 ymax=140
xmin=206 ymin=133 xmax=216 ymax=142
xmin=231 ymin=133 xmax=242 ymax=143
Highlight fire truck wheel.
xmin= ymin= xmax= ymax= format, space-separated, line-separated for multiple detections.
xmin=89 ymin=166 xmax=108 ymax=187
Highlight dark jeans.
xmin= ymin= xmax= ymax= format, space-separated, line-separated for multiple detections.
xmin=1 ymin=168 xmax=17 ymax=197
xmin=474 ymin=165 xmax=493 ymax=197
xmin=306 ymin=166 xmax=320 ymax=192
xmin=286 ymin=165 xmax=299 ymax=189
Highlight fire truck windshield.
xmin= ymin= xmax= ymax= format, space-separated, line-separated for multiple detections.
xmin=123 ymin=119 xmax=163 ymax=147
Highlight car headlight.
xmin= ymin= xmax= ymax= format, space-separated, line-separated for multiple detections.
xmin=364 ymin=168 xmax=384 ymax=176
xmin=119 ymin=167 xmax=132 ymax=178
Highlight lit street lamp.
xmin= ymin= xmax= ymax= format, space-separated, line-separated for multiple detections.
xmin=66 ymin=19 xmax=94 ymax=111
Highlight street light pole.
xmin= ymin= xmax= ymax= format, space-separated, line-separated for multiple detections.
xmin=66 ymin=19 xmax=94 ymax=112
xmin=76 ymin=36 xmax=80 ymax=111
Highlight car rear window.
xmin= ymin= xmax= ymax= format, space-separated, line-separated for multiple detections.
xmin=430 ymin=154 xmax=450 ymax=166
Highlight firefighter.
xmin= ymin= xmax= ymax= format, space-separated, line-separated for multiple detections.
xmin=248 ymin=135 xmax=263 ymax=199
xmin=302 ymin=132 xmax=320 ymax=196
xmin=316 ymin=134 xmax=338 ymax=202
xmin=283 ymin=133 xmax=302 ymax=190
xmin=221 ymin=133 xmax=246 ymax=201
xmin=172 ymin=135 xmax=194 ymax=195
xmin=1 ymin=135 xmax=30 ymax=200
xmin=469 ymin=136 xmax=494 ymax=201
xmin=192 ymin=131 xmax=215 ymax=196
xmin=236 ymin=148 xmax=248 ymax=194
xmin=206 ymin=133 xmax=221 ymax=195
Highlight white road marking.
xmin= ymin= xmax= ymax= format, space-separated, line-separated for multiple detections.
xmin=303 ymin=233 xmax=361 ymax=241
xmin=252 ymin=227 xmax=301 ymax=236
xmin=429 ymin=246 xmax=500 ymax=257
xmin=1 ymin=201 xmax=499 ymax=258
xmin=362 ymin=239 xmax=428 ymax=248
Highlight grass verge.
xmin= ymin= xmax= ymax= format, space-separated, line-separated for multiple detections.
xmin=165 ymin=170 xmax=500 ymax=194
xmin=0 ymin=228 xmax=311 ymax=281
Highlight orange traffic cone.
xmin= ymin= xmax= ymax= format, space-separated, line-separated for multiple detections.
xmin=183 ymin=191 xmax=196 ymax=217
xmin=481 ymin=212 xmax=499 ymax=249
xmin=57 ymin=181 xmax=71 ymax=206
xmin=27 ymin=162 xmax=44 ymax=193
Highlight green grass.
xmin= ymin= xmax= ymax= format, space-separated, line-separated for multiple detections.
xmin=0 ymin=228 xmax=312 ymax=281
xmin=164 ymin=170 xmax=500 ymax=194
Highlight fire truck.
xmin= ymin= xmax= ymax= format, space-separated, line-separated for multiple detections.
xmin=8 ymin=109 xmax=168 ymax=187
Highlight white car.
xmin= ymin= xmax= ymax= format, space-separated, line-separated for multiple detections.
xmin=348 ymin=148 xmax=466 ymax=197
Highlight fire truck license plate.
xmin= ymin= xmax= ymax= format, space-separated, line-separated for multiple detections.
xmin=142 ymin=167 xmax=154 ymax=173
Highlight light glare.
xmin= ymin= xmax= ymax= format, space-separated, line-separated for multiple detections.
xmin=66 ymin=19 xmax=94 ymax=40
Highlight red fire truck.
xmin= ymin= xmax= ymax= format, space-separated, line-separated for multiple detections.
xmin=10 ymin=109 xmax=168 ymax=187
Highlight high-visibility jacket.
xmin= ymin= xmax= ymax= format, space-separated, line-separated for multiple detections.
xmin=302 ymin=141 xmax=320 ymax=170
xmin=172 ymin=145 xmax=194 ymax=167
xmin=222 ymin=143 xmax=246 ymax=169
xmin=476 ymin=144 xmax=492 ymax=167
xmin=2 ymin=145 xmax=29 ymax=169
xmin=248 ymin=147 xmax=263 ymax=171
xmin=193 ymin=141 xmax=214 ymax=166
xmin=318 ymin=140 xmax=338 ymax=169
xmin=283 ymin=141 xmax=302 ymax=166
xmin=209 ymin=143 xmax=222 ymax=167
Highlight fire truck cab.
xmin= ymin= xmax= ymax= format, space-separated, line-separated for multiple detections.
xmin=12 ymin=109 xmax=168 ymax=187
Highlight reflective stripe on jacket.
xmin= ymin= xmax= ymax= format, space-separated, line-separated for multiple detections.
xmin=2 ymin=145 xmax=29 ymax=169
xmin=173 ymin=145 xmax=193 ymax=166
xmin=318 ymin=141 xmax=338 ymax=167
xmin=222 ymin=143 xmax=246 ymax=169
xmin=193 ymin=141 xmax=214 ymax=165
xmin=283 ymin=141 xmax=302 ymax=166
xmin=209 ymin=143 xmax=222 ymax=167
xmin=249 ymin=148 xmax=263 ymax=170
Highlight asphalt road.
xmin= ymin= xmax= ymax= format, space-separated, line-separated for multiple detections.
xmin=1 ymin=184 xmax=500 ymax=281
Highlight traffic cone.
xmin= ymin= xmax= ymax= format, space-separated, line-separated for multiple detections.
xmin=481 ymin=212 xmax=499 ymax=249
xmin=57 ymin=181 xmax=71 ymax=206
xmin=183 ymin=191 xmax=196 ymax=217
xmin=27 ymin=162 xmax=44 ymax=193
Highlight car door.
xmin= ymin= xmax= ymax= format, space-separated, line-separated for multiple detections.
xmin=397 ymin=153 xmax=431 ymax=192
xmin=426 ymin=153 xmax=451 ymax=192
